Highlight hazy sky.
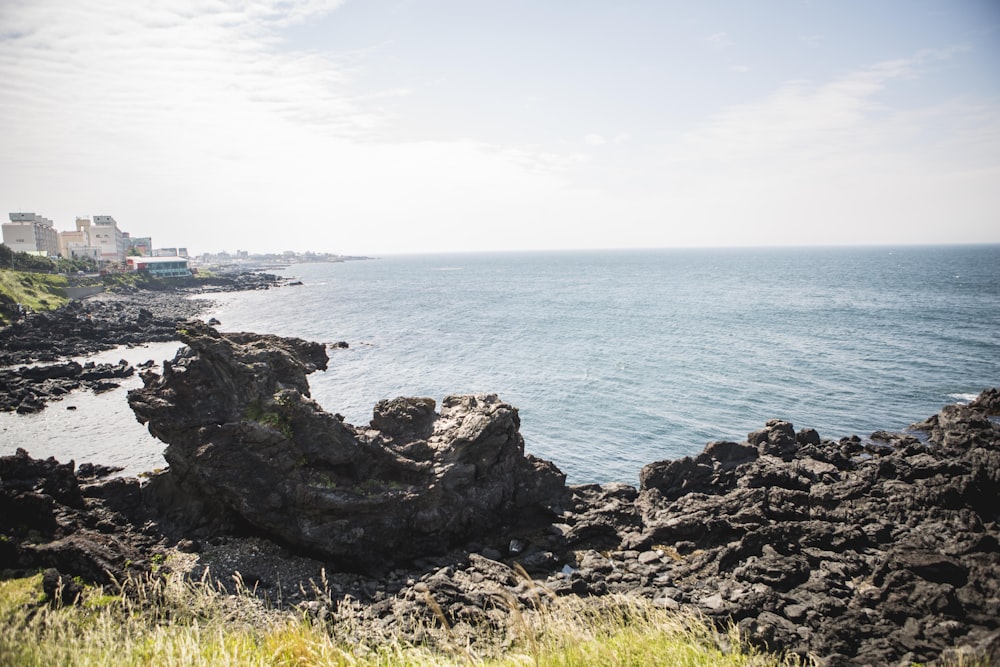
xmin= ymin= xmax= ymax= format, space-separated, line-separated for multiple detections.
xmin=1 ymin=1 xmax=998 ymax=255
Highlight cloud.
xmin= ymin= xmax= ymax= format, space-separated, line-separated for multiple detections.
xmin=706 ymin=32 xmax=732 ymax=50
xmin=0 ymin=0 xmax=373 ymax=150
xmin=649 ymin=52 xmax=1000 ymax=246
xmin=0 ymin=0 xmax=636 ymax=253
xmin=675 ymin=57 xmax=918 ymax=164
xmin=0 ymin=2 xmax=997 ymax=253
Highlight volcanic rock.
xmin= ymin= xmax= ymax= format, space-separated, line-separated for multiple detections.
xmin=617 ymin=399 xmax=1000 ymax=665
xmin=0 ymin=448 xmax=159 ymax=588
xmin=127 ymin=321 xmax=567 ymax=569
xmin=0 ymin=359 xmax=134 ymax=412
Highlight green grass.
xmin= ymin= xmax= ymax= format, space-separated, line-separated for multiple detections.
xmin=0 ymin=570 xmax=817 ymax=667
xmin=0 ymin=270 xmax=68 ymax=324
xmin=100 ymin=270 xmax=222 ymax=292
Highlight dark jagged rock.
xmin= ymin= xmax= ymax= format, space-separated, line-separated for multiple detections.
xmin=10 ymin=311 xmax=999 ymax=667
xmin=0 ymin=448 xmax=161 ymax=590
xmin=597 ymin=398 xmax=1000 ymax=666
xmin=0 ymin=359 xmax=134 ymax=412
xmin=127 ymin=321 xmax=567 ymax=569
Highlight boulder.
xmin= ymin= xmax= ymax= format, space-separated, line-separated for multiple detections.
xmin=127 ymin=321 xmax=567 ymax=569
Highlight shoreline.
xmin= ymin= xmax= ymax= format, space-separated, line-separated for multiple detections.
xmin=0 ymin=271 xmax=287 ymax=473
xmin=0 ymin=271 xmax=284 ymax=413
xmin=2 ymin=383 xmax=999 ymax=666
xmin=2 ymin=276 xmax=999 ymax=664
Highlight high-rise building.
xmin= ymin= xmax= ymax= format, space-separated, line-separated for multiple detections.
xmin=3 ymin=212 xmax=59 ymax=256
xmin=92 ymin=215 xmax=127 ymax=262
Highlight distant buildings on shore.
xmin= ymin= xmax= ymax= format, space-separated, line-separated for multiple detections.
xmin=198 ymin=249 xmax=364 ymax=267
xmin=3 ymin=210 xmax=365 ymax=276
xmin=3 ymin=211 xmax=191 ymax=276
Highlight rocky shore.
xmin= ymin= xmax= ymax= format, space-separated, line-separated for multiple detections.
xmin=2 ymin=322 xmax=998 ymax=666
xmin=0 ymin=271 xmax=283 ymax=412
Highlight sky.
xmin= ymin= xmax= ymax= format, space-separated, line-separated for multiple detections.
xmin=1 ymin=1 xmax=998 ymax=255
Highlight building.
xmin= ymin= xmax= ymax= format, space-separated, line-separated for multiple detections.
xmin=127 ymin=236 xmax=152 ymax=256
xmin=3 ymin=212 xmax=59 ymax=256
xmin=58 ymin=217 xmax=102 ymax=261
xmin=126 ymin=255 xmax=191 ymax=278
xmin=152 ymin=247 xmax=187 ymax=258
xmin=92 ymin=215 xmax=127 ymax=263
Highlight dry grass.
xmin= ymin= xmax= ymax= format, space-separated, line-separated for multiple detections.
xmin=0 ymin=569 xmax=813 ymax=667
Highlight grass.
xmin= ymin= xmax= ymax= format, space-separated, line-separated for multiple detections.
xmin=0 ymin=269 xmax=68 ymax=324
xmin=0 ymin=570 xmax=813 ymax=667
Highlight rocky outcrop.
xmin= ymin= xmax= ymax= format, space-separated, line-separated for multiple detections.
xmin=580 ymin=409 xmax=1000 ymax=665
xmin=0 ymin=448 xmax=161 ymax=587
xmin=127 ymin=321 xmax=566 ymax=569
xmin=14 ymin=312 xmax=994 ymax=665
xmin=351 ymin=397 xmax=998 ymax=666
xmin=0 ymin=359 xmax=134 ymax=413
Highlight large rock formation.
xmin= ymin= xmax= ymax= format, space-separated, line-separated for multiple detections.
xmin=127 ymin=321 xmax=566 ymax=568
xmin=6 ymin=328 xmax=999 ymax=666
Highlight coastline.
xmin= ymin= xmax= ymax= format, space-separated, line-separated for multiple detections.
xmin=2 ymin=381 xmax=998 ymax=666
xmin=1 ymin=274 xmax=999 ymax=664
xmin=0 ymin=270 xmax=283 ymax=367
xmin=0 ymin=271 xmax=284 ymax=473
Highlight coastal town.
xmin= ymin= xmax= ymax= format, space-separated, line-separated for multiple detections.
xmin=2 ymin=211 xmax=360 ymax=276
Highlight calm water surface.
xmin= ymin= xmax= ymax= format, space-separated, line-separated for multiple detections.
xmin=2 ymin=245 xmax=998 ymax=483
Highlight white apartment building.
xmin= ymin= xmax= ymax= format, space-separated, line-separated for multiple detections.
xmin=92 ymin=215 xmax=127 ymax=263
xmin=3 ymin=212 xmax=59 ymax=256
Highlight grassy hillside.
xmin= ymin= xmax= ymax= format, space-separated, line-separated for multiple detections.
xmin=0 ymin=269 xmax=68 ymax=325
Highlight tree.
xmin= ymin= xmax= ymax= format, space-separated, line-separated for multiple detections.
xmin=0 ymin=244 xmax=56 ymax=272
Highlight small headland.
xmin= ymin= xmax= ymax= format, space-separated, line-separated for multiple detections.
xmin=2 ymin=320 xmax=997 ymax=665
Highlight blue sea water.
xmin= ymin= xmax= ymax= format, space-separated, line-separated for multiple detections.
xmin=204 ymin=245 xmax=1000 ymax=484
xmin=2 ymin=245 xmax=998 ymax=484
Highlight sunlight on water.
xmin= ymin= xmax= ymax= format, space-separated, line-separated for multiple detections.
xmin=3 ymin=246 xmax=999 ymax=484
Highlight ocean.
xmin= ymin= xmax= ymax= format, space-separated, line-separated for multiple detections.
xmin=2 ymin=245 xmax=999 ymax=484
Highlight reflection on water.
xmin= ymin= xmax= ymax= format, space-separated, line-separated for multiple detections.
xmin=0 ymin=341 xmax=183 ymax=476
